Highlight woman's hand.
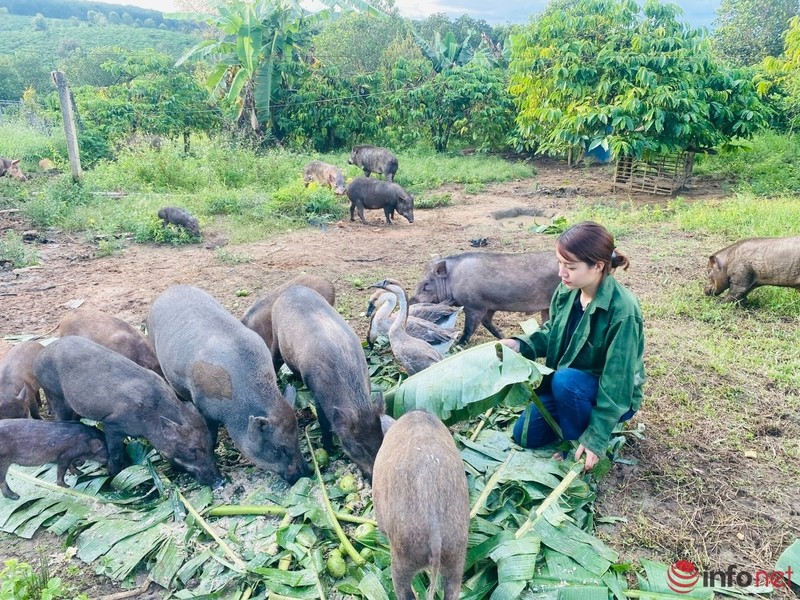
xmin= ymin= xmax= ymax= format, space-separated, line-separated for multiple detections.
xmin=575 ymin=444 xmax=600 ymax=471
xmin=499 ymin=339 xmax=521 ymax=352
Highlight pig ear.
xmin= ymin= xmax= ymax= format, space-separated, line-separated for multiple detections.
xmin=433 ymin=260 xmax=448 ymax=278
xmin=708 ymin=254 xmax=721 ymax=269
xmin=11 ymin=159 xmax=20 ymax=166
xmin=88 ymin=438 xmax=105 ymax=453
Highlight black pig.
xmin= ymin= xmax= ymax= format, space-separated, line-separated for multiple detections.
xmin=34 ymin=336 xmax=223 ymax=487
xmin=158 ymin=206 xmax=201 ymax=237
xmin=348 ymin=145 xmax=398 ymax=182
xmin=148 ymin=285 xmax=310 ymax=484
xmin=345 ymin=176 xmax=414 ymax=225
xmin=271 ymin=285 xmax=384 ymax=478
xmin=0 ymin=419 xmax=108 ymax=500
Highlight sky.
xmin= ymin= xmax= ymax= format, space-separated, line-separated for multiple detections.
xmin=104 ymin=0 xmax=721 ymax=28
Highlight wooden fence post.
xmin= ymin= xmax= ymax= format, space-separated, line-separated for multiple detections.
xmin=50 ymin=71 xmax=82 ymax=181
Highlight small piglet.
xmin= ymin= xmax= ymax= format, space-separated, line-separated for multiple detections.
xmin=0 ymin=419 xmax=108 ymax=500
xmin=58 ymin=306 xmax=163 ymax=377
xmin=241 ymin=274 xmax=336 ymax=372
xmin=271 ymin=285 xmax=384 ymax=478
xmin=34 ymin=336 xmax=223 ymax=487
xmin=372 ymin=410 xmax=469 ymax=600
xmin=0 ymin=341 xmax=44 ymax=419
xmin=706 ymin=236 xmax=800 ymax=302
xmin=157 ymin=206 xmax=201 ymax=237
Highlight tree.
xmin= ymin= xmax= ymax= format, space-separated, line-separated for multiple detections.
xmin=400 ymin=63 xmax=515 ymax=151
xmin=32 ymin=12 xmax=47 ymax=30
xmin=108 ymin=11 xmax=121 ymax=24
xmin=176 ymin=0 xmax=382 ymax=138
xmin=713 ymin=0 xmax=798 ymax=66
xmin=509 ymin=0 xmax=768 ymax=160
xmin=312 ymin=12 xmax=406 ymax=79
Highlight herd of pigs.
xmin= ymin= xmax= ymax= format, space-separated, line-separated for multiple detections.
xmin=3 ymin=146 xmax=800 ymax=599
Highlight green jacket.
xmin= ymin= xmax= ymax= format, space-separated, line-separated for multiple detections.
xmin=513 ymin=274 xmax=645 ymax=456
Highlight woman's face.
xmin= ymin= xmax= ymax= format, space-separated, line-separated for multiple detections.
xmin=556 ymin=250 xmax=604 ymax=290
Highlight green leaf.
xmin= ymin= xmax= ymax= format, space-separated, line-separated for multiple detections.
xmin=385 ymin=342 xmax=545 ymax=424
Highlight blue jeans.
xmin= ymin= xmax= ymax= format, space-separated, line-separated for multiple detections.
xmin=512 ymin=368 xmax=636 ymax=448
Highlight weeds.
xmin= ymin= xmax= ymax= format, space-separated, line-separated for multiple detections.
xmin=214 ymin=248 xmax=253 ymax=264
xmin=0 ymin=231 xmax=38 ymax=268
xmin=415 ymin=192 xmax=452 ymax=209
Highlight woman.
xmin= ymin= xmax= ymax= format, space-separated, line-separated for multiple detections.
xmin=501 ymin=221 xmax=645 ymax=471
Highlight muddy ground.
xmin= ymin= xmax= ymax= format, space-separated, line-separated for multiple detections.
xmin=1 ymin=159 xmax=797 ymax=599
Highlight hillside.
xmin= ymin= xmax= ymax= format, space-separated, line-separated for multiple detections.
xmin=0 ymin=14 xmax=200 ymax=61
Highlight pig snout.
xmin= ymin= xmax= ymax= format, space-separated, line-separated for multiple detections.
xmin=285 ymin=460 xmax=312 ymax=484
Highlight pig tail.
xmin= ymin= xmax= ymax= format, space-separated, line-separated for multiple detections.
xmin=611 ymin=248 xmax=630 ymax=271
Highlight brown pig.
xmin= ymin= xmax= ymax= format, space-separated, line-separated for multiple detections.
xmin=0 ymin=419 xmax=108 ymax=500
xmin=241 ymin=274 xmax=336 ymax=370
xmin=271 ymin=285 xmax=384 ymax=478
xmin=0 ymin=157 xmax=28 ymax=181
xmin=303 ymin=160 xmax=346 ymax=195
xmin=58 ymin=306 xmax=163 ymax=377
xmin=34 ymin=336 xmax=223 ymax=488
xmin=411 ymin=251 xmax=561 ymax=344
xmin=372 ymin=410 xmax=469 ymax=600
xmin=705 ymin=236 xmax=800 ymax=302
xmin=0 ymin=341 xmax=44 ymax=419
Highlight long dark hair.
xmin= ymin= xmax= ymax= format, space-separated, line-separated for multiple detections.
xmin=556 ymin=221 xmax=630 ymax=274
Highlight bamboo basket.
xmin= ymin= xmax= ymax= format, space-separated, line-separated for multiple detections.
xmin=613 ymin=151 xmax=695 ymax=195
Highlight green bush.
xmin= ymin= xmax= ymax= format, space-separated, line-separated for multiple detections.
xmin=693 ymin=130 xmax=800 ymax=196
xmin=0 ymin=231 xmax=38 ymax=268
xmin=415 ymin=192 xmax=453 ymax=209
xmin=269 ymin=181 xmax=346 ymax=220
xmin=133 ymin=215 xmax=201 ymax=245
xmin=205 ymin=194 xmax=243 ymax=215
xmin=23 ymin=194 xmax=68 ymax=227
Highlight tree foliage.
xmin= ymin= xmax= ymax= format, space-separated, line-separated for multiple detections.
xmin=713 ymin=0 xmax=798 ymax=66
xmin=509 ymin=0 xmax=768 ymax=160
xmin=756 ymin=16 xmax=800 ymax=129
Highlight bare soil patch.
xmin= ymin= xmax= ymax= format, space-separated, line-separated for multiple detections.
xmin=1 ymin=159 xmax=795 ymax=598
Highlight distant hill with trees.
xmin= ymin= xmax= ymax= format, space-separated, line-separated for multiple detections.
xmin=0 ymin=0 xmax=192 ymax=30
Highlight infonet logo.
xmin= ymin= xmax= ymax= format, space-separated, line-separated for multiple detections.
xmin=667 ymin=560 xmax=794 ymax=593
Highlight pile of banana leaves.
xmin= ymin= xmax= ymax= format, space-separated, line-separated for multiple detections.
xmin=0 ymin=341 xmax=794 ymax=599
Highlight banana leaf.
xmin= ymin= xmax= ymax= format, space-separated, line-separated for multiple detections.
xmin=384 ymin=342 xmax=551 ymax=424
xmin=775 ymin=539 xmax=799 ymax=585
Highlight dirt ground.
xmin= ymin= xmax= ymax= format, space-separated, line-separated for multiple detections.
xmin=2 ymin=159 xmax=797 ymax=599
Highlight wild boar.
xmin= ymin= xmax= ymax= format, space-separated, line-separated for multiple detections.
xmin=148 ymin=285 xmax=310 ymax=484
xmin=0 ymin=157 xmax=28 ymax=181
xmin=372 ymin=410 xmax=469 ymax=600
xmin=0 ymin=419 xmax=108 ymax=500
xmin=705 ymin=236 xmax=800 ymax=302
xmin=58 ymin=306 xmax=163 ymax=377
xmin=34 ymin=336 xmax=223 ymax=487
xmin=303 ymin=160 xmax=346 ymax=195
xmin=411 ymin=251 xmax=561 ymax=344
xmin=241 ymin=274 xmax=336 ymax=370
xmin=157 ymin=206 xmax=201 ymax=237
xmin=348 ymin=145 xmax=398 ymax=182
xmin=271 ymin=285 xmax=384 ymax=478
xmin=0 ymin=341 xmax=44 ymax=420
xmin=345 ymin=176 xmax=414 ymax=225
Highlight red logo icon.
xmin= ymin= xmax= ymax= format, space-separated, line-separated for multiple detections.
xmin=668 ymin=560 xmax=700 ymax=593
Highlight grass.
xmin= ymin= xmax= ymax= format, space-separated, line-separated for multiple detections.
xmin=1 ymin=136 xmax=537 ymax=246
xmin=693 ymin=129 xmax=800 ymax=196
xmin=0 ymin=231 xmax=38 ymax=268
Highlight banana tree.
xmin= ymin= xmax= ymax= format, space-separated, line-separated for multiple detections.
xmin=173 ymin=0 xmax=383 ymax=136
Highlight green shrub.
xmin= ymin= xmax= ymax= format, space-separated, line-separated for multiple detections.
xmin=0 ymin=558 xmax=87 ymax=600
xmin=0 ymin=231 xmax=38 ymax=268
xmin=269 ymin=181 xmax=346 ymax=220
xmin=415 ymin=193 xmax=453 ymax=209
xmin=23 ymin=194 xmax=67 ymax=227
xmin=205 ymin=194 xmax=243 ymax=215
xmin=133 ymin=215 xmax=201 ymax=245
